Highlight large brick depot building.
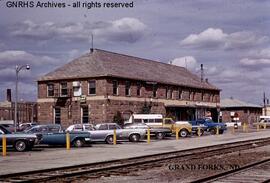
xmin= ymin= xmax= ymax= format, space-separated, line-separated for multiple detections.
xmin=37 ymin=49 xmax=220 ymax=127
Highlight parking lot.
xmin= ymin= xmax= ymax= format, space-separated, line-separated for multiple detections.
xmin=1 ymin=128 xmax=270 ymax=176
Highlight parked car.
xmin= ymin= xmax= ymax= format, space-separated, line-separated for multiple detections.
xmin=189 ymin=118 xmax=227 ymax=134
xmin=187 ymin=121 xmax=208 ymax=136
xmin=95 ymin=123 xmax=146 ymax=144
xmin=18 ymin=122 xmax=38 ymax=131
xmin=66 ymin=123 xmax=120 ymax=144
xmin=66 ymin=124 xmax=94 ymax=132
xmin=25 ymin=124 xmax=91 ymax=147
xmin=0 ymin=125 xmax=41 ymax=151
xmin=123 ymin=123 xmax=172 ymax=140
xmin=0 ymin=120 xmax=15 ymax=132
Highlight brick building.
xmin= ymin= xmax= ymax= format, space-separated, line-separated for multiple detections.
xmin=37 ymin=49 xmax=220 ymax=127
xmin=0 ymin=89 xmax=37 ymax=122
xmin=220 ymin=98 xmax=262 ymax=125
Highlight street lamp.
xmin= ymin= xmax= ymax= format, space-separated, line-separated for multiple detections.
xmin=14 ymin=64 xmax=30 ymax=132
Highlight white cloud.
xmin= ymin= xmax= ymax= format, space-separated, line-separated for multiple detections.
xmin=171 ymin=56 xmax=197 ymax=71
xmin=248 ymin=48 xmax=270 ymax=59
xmin=240 ymin=58 xmax=270 ymax=66
xmin=180 ymin=28 xmax=226 ymax=48
xmin=11 ymin=18 xmax=147 ymax=43
xmin=180 ymin=28 xmax=268 ymax=49
xmin=0 ymin=50 xmax=60 ymax=67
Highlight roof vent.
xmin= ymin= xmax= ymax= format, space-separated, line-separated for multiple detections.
xmin=90 ymin=48 xmax=94 ymax=53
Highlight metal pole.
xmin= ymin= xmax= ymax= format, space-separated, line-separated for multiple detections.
xmin=15 ymin=65 xmax=18 ymax=132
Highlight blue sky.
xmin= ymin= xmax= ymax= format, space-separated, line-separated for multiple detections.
xmin=0 ymin=0 xmax=270 ymax=104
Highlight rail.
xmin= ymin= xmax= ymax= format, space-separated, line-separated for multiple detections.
xmin=1 ymin=137 xmax=270 ymax=182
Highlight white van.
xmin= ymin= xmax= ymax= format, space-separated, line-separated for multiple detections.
xmin=125 ymin=114 xmax=163 ymax=126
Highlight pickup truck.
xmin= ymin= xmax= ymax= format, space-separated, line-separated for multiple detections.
xmin=189 ymin=118 xmax=227 ymax=134
xmin=147 ymin=118 xmax=192 ymax=138
xmin=187 ymin=121 xmax=208 ymax=136
xmin=25 ymin=124 xmax=91 ymax=147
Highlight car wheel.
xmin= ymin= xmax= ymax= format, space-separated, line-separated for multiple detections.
xmin=14 ymin=140 xmax=27 ymax=152
xmin=73 ymin=138 xmax=85 ymax=148
xmin=179 ymin=129 xmax=188 ymax=138
xmin=156 ymin=132 xmax=165 ymax=140
xmin=129 ymin=134 xmax=140 ymax=142
xmin=196 ymin=129 xmax=204 ymax=136
xmin=210 ymin=128 xmax=216 ymax=135
xmin=105 ymin=135 xmax=114 ymax=144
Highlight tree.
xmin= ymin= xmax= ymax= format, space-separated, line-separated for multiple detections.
xmin=113 ymin=111 xmax=124 ymax=127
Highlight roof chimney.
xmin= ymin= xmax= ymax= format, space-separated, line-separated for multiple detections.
xmin=200 ymin=64 xmax=204 ymax=82
xmin=90 ymin=48 xmax=94 ymax=53
xmin=6 ymin=89 xmax=11 ymax=102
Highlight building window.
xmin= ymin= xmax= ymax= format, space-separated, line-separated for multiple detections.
xmin=201 ymin=91 xmax=204 ymax=101
xmin=113 ymin=80 xmax=118 ymax=95
xmin=88 ymin=80 xmax=96 ymax=95
xmin=54 ymin=108 xmax=61 ymax=124
xmin=60 ymin=82 xmax=68 ymax=96
xmin=81 ymin=106 xmax=89 ymax=123
xmin=178 ymin=88 xmax=182 ymax=100
xmin=153 ymin=85 xmax=157 ymax=98
xmin=125 ymin=81 xmax=131 ymax=96
xmin=189 ymin=91 xmax=194 ymax=101
xmin=47 ymin=83 xmax=54 ymax=97
xmin=137 ymin=82 xmax=141 ymax=96
xmin=166 ymin=87 xmax=172 ymax=99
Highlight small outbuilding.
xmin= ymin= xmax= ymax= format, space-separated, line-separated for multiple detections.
xmin=220 ymin=98 xmax=262 ymax=125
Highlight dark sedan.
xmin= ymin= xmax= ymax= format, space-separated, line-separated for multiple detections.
xmin=0 ymin=125 xmax=41 ymax=151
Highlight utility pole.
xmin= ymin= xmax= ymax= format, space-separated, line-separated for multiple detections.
xmin=15 ymin=64 xmax=30 ymax=132
xmin=263 ymin=92 xmax=267 ymax=116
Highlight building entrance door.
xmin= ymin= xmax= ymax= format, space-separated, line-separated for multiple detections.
xmin=81 ymin=106 xmax=89 ymax=124
xmin=54 ymin=107 xmax=61 ymax=124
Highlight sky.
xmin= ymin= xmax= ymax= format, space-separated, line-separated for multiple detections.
xmin=0 ymin=0 xmax=270 ymax=105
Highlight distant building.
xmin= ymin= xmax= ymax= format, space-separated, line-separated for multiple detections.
xmin=37 ymin=49 xmax=220 ymax=127
xmin=220 ymin=98 xmax=262 ymax=125
xmin=0 ymin=89 xmax=37 ymax=123
xmin=262 ymin=105 xmax=270 ymax=116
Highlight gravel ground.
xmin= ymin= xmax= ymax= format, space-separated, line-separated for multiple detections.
xmin=82 ymin=145 xmax=270 ymax=183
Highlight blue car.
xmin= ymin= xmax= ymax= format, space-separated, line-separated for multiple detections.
xmin=189 ymin=118 xmax=227 ymax=134
xmin=25 ymin=124 xmax=91 ymax=147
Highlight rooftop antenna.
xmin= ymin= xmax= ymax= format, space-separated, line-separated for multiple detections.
xmin=90 ymin=33 xmax=94 ymax=53
xmin=200 ymin=64 xmax=204 ymax=82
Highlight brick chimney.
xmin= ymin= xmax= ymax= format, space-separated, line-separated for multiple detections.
xmin=6 ymin=89 xmax=11 ymax=102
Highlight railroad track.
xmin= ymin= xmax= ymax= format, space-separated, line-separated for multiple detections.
xmin=1 ymin=137 xmax=270 ymax=183
xmin=192 ymin=158 xmax=270 ymax=183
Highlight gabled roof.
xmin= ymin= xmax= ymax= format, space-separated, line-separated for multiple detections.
xmin=221 ymin=98 xmax=262 ymax=108
xmin=39 ymin=49 xmax=219 ymax=90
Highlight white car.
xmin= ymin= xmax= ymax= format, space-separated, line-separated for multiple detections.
xmin=66 ymin=124 xmax=94 ymax=132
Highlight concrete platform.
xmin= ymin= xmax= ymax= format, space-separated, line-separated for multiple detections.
xmin=1 ymin=129 xmax=270 ymax=175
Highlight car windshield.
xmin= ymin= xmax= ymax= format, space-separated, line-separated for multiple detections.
xmin=0 ymin=125 xmax=11 ymax=134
